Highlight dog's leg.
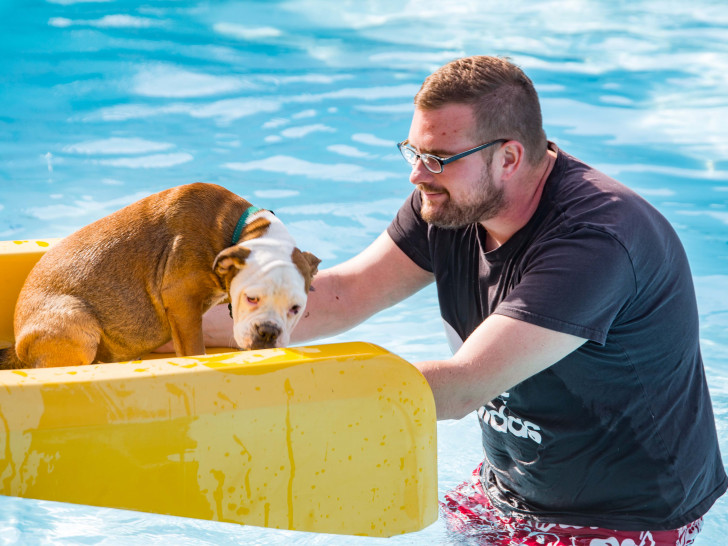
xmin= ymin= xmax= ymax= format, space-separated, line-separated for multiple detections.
xmin=161 ymin=249 xmax=218 ymax=357
xmin=0 ymin=346 xmax=26 ymax=369
xmin=14 ymin=311 xmax=101 ymax=368
xmin=166 ymin=307 xmax=205 ymax=357
xmin=161 ymin=286 xmax=207 ymax=356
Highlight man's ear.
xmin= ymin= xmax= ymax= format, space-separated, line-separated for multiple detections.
xmin=213 ymin=245 xmax=251 ymax=279
xmin=499 ymin=140 xmax=524 ymax=179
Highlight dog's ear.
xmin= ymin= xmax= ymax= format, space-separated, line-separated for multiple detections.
xmin=292 ymin=248 xmax=321 ymax=292
xmin=302 ymin=251 xmax=321 ymax=276
xmin=213 ymin=245 xmax=251 ymax=281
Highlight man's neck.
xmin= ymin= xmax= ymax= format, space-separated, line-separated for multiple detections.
xmin=481 ymin=148 xmax=556 ymax=251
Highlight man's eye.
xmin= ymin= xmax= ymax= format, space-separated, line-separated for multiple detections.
xmin=247 ymin=296 xmax=260 ymax=305
xmin=289 ymin=305 xmax=301 ymax=315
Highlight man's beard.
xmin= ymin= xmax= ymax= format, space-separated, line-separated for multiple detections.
xmin=419 ymin=165 xmax=506 ymax=229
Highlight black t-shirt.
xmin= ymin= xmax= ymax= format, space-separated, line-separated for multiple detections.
xmin=387 ymin=145 xmax=727 ymax=531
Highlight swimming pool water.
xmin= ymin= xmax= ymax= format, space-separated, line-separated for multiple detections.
xmin=1 ymin=0 xmax=727 ymax=544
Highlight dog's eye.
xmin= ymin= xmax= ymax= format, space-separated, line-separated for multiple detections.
xmin=247 ymin=296 xmax=260 ymax=305
xmin=289 ymin=305 xmax=301 ymax=315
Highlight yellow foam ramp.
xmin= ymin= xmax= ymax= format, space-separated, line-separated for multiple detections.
xmin=0 ymin=345 xmax=437 ymax=536
xmin=0 ymin=240 xmax=438 ymax=537
xmin=0 ymin=239 xmax=62 ymax=349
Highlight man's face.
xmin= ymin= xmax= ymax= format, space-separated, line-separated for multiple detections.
xmin=406 ymin=104 xmax=506 ymax=229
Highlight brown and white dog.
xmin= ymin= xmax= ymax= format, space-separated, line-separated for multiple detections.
xmin=0 ymin=182 xmax=320 ymax=369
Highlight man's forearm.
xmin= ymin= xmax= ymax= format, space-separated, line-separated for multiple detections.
xmin=201 ymin=303 xmax=237 ymax=347
xmin=293 ymin=233 xmax=434 ymax=343
xmin=290 ymin=268 xmax=374 ymax=343
xmin=198 ymin=268 xmax=385 ymax=348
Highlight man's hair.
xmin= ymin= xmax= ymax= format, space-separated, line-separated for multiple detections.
xmin=414 ymin=56 xmax=547 ymax=165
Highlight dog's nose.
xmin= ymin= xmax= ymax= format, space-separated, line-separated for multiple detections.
xmin=256 ymin=322 xmax=281 ymax=346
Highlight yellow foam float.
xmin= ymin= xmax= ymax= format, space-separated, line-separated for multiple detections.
xmin=0 ymin=239 xmax=437 ymax=537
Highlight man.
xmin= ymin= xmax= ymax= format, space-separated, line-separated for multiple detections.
xmin=203 ymin=56 xmax=726 ymax=544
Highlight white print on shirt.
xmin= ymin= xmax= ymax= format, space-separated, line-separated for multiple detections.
xmin=479 ymin=393 xmax=543 ymax=445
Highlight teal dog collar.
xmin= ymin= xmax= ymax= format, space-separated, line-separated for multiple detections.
xmin=231 ymin=205 xmax=263 ymax=245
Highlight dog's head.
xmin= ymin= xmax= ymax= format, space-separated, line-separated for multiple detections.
xmin=213 ymin=212 xmax=320 ymax=350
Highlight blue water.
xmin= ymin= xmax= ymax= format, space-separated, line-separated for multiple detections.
xmin=1 ymin=0 xmax=727 ymax=544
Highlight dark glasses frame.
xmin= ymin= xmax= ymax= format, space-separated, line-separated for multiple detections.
xmin=397 ymin=139 xmax=507 ymax=174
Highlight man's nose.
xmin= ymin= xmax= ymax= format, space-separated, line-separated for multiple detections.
xmin=409 ymin=157 xmax=435 ymax=186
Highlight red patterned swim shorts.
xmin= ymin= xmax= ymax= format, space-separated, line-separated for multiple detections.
xmin=441 ymin=465 xmax=703 ymax=546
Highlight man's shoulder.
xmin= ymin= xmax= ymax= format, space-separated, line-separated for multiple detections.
xmin=546 ymin=148 xmax=672 ymax=243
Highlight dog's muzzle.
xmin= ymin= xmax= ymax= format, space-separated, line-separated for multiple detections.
xmin=251 ymin=321 xmax=282 ymax=349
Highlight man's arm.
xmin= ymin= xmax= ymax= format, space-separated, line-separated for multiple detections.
xmin=200 ymin=230 xmax=586 ymax=423
xmin=291 ymin=230 xmax=434 ymax=342
xmin=297 ymin=231 xmax=586 ymax=421
xmin=417 ymin=314 xmax=587 ymax=420
xmin=198 ymin=230 xmax=434 ymax=348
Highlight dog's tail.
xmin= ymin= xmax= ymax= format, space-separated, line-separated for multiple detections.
xmin=0 ymin=346 xmax=25 ymax=370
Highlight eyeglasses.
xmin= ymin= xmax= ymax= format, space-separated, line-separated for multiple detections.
xmin=397 ymin=139 xmax=507 ymax=174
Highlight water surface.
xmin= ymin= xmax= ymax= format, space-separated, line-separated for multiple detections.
xmin=1 ymin=1 xmax=727 ymax=544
